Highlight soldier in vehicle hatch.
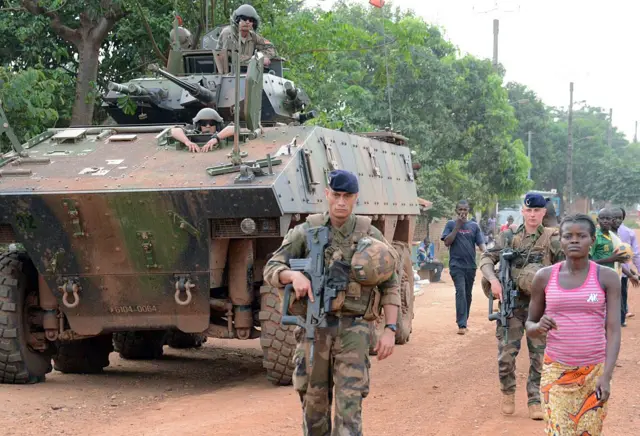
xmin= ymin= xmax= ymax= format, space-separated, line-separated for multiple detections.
xmin=215 ymin=4 xmax=276 ymax=72
xmin=263 ymin=170 xmax=400 ymax=435
xmin=170 ymin=108 xmax=234 ymax=153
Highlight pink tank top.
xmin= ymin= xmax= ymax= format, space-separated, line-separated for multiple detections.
xmin=544 ymin=261 xmax=607 ymax=366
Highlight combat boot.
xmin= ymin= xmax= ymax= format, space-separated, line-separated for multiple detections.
xmin=528 ymin=403 xmax=544 ymax=420
xmin=501 ymin=393 xmax=515 ymax=415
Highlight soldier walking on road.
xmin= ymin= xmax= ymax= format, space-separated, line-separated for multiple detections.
xmin=479 ymin=193 xmax=563 ymax=420
xmin=263 ymin=169 xmax=401 ymax=436
xmin=441 ymin=200 xmax=486 ymax=335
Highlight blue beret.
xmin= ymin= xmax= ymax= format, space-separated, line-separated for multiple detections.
xmin=328 ymin=170 xmax=359 ymax=193
xmin=524 ymin=193 xmax=546 ymax=208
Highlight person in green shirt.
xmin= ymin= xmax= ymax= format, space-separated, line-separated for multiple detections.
xmin=590 ymin=209 xmax=627 ymax=268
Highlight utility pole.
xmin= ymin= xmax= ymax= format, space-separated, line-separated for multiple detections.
xmin=607 ymin=108 xmax=613 ymax=148
xmin=492 ymin=19 xmax=499 ymax=68
xmin=635 ymin=121 xmax=638 ymax=143
xmin=566 ymin=82 xmax=574 ymax=214
xmin=527 ymin=130 xmax=532 ymax=180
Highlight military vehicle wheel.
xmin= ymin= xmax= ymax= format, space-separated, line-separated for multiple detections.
xmin=112 ymin=331 xmax=165 ymax=360
xmin=165 ymin=330 xmax=206 ymax=349
xmin=259 ymin=285 xmax=296 ymax=385
xmin=53 ymin=335 xmax=113 ymax=374
xmin=393 ymin=242 xmax=415 ymax=345
xmin=0 ymin=252 xmax=53 ymax=384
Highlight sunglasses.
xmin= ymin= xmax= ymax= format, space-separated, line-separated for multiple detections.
xmin=199 ymin=120 xmax=216 ymax=127
xmin=237 ymin=15 xmax=257 ymax=25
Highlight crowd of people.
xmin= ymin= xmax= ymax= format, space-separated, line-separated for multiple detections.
xmin=440 ymin=194 xmax=636 ymax=435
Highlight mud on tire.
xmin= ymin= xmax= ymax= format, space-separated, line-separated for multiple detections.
xmin=0 ymin=252 xmax=52 ymax=384
xmin=259 ymin=285 xmax=297 ymax=386
xmin=165 ymin=330 xmax=206 ymax=349
xmin=112 ymin=331 xmax=165 ymax=360
xmin=53 ymin=335 xmax=113 ymax=374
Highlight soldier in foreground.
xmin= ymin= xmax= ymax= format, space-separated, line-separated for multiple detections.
xmin=480 ymin=193 xmax=563 ymax=420
xmin=263 ymin=170 xmax=400 ymax=435
xmin=215 ymin=4 xmax=276 ymax=71
xmin=170 ymin=108 xmax=234 ymax=153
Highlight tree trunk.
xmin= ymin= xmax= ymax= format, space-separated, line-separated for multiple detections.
xmin=71 ymin=42 xmax=100 ymax=126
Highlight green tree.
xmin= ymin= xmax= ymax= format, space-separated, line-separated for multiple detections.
xmin=0 ymin=67 xmax=74 ymax=151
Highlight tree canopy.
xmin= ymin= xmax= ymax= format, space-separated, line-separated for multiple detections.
xmin=0 ymin=0 xmax=635 ymax=214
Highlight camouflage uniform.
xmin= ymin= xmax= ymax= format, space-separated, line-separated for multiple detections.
xmin=216 ymin=24 xmax=276 ymax=65
xmin=479 ymin=224 xmax=563 ymax=406
xmin=263 ymin=212 xmax=401 ymax=436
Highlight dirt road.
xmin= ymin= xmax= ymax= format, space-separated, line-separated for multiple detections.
xmin=2 ymin=273 xmax=639 ymax=436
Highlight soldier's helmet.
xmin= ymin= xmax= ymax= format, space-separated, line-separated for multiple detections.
xmin=193 ymin=108 xmax=223 ymax=124
xmin=615 ymin=243 xmax=634 ymax=261
xmin=232 ymin=4 xmax=261 ymax=30
xmin=351 ymin=237 xmax=397 ymax=286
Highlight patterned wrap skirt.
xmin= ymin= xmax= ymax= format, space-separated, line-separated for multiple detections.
xmin=541 ymin=355 xmax=608 ymax=436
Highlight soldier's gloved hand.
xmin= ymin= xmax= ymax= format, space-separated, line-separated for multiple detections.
xmin=292 ymin=272 xmax=313 ymax=302
xmin=490 ymin=279 xmax=503 ymax=301
xmin=187 ymin=141 xmax=200 ymax=153
xmin=536 ymin=315 xmax=557 ymax=334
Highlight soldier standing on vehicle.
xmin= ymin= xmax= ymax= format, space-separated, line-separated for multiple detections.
xmin=170 ymin=108 xmax=234 ymax=153
xmin=215 ymin=4 xmax=276 ymax=71
xmin=263 ymin=169 xmax=400 ymax=435
xmin=479 ymin=193 xmax=563 ymax=420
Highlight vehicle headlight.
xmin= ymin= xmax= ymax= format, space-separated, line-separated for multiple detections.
xmin=240 ymin=218 xmax=256 ymax=235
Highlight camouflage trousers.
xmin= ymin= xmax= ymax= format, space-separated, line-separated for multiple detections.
xmin=293 ymin=316 xmax=370 ymax=436
xmin=496 ymin=305 xmax=546 ymax=405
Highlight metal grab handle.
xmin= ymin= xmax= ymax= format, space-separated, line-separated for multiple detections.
xmin=62 ymin=290 xmax=80 ymax=309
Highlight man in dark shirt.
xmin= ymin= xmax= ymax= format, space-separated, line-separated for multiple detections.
xmin=441 ymin=200 xmax=487 ymax=334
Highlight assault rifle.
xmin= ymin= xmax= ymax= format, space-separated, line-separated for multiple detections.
xmin=488 ymin=249 xmax=519 ymax=343
xmin=281 ymin=226 xmax=350 ymax=365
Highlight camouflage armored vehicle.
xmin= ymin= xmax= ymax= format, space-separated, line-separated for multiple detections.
xmin=0 ymin=12 xmax=418 ymax=386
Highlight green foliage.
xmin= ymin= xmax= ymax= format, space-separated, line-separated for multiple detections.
xmin=508 ymin=82 xmax=639 ymax=206
xmin=263 ymin=1 xmax=529 ymax=216
xmin=0 ymin=67 xmax=74 ymax=152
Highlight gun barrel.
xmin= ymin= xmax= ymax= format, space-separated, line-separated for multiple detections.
xmin=127 ymin=83 xmax=150 ymax=96
xmin=108 ymin=82 xmax=130 ymax=94
xmin=147 ymin=63 xmax=216 ymax=104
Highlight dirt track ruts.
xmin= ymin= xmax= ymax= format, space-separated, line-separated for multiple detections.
xmin=2 ymin=271 xmax=639 ymax=436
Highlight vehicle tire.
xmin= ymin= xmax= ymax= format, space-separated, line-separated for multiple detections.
xmin=393 ymin=242 xmax=415 ymax=345
xmin=53 ymin=335 xmax=113 ymax=374
xmin=259 ymin=285 xmax=297 ymax=386
xmin=112 ymin=331 xmax=165 ymax=360
xmin=165 ymin=330 xmax=206 ymax=349
xmin=0 ymin=252 xmax=52 ymax=384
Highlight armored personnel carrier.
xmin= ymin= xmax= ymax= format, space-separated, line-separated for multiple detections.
xmin=0 ymin=16 xmax=418 ymax=386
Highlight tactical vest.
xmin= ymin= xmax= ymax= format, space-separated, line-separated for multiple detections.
xmin=506 ymin=227 xmax=556 ymax=295
xmin=305 ymin=213 xmax=380 ymax=319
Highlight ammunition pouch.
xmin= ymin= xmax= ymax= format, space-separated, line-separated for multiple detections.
xmin=512 ymin=253 xmax=543 ymax=268
xmin=512 ymin=263 xmax=544 ymax=296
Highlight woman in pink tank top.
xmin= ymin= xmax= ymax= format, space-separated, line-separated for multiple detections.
xmin=526 ymin=214 xmax=621 ymax=436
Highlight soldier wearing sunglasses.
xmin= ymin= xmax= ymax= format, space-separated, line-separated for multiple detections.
xmin=215 ymin=4 xmax=276 ymax=70
xmin=170 ymin=108 xmax=234 ymax=153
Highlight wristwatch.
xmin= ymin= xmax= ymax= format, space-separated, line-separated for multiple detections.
xmin=384 ymin=324 xmax=397 ymax=332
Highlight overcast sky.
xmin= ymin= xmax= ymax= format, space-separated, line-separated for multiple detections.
xmin=307 ymin=0 xmax=639 ymax=141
